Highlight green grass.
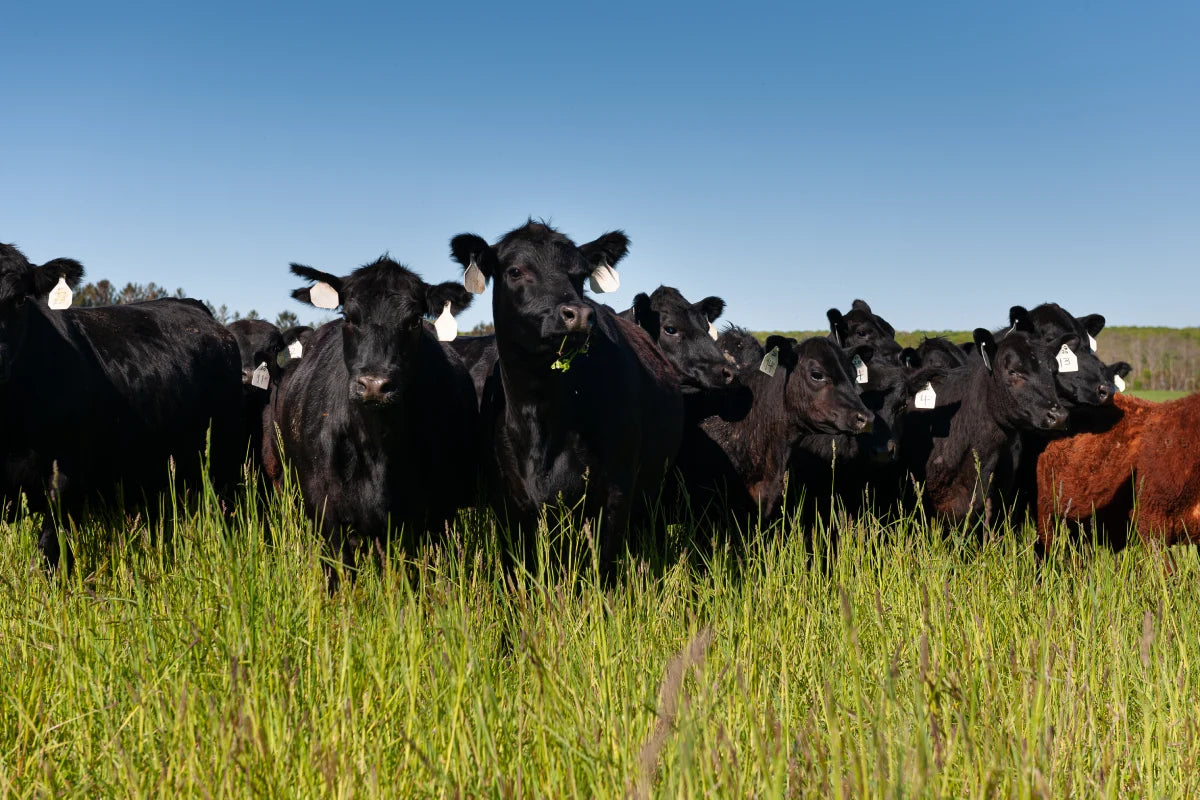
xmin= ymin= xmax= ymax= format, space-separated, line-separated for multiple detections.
xmin=3 ymin=480 xmax=1200 ymax=797
xmin=1125 ymin=389 xmax=1189 ymax=402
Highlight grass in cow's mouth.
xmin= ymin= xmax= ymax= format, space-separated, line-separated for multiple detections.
xmin=550 ymin=333 xmax=591 ymax=372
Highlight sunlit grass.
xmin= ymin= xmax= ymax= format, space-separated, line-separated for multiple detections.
xmin=2 ymin=478 xmax=1198 ymax=797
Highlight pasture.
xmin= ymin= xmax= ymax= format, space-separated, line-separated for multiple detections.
xmin=3 ymin=473 xmax=1200 ymax=797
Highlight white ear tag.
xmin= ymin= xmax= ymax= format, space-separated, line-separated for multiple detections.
xmin=1114 ymin=373 xmax=1126 ymax=392
xmin=980 ymin=344 xmax=992 ymax=372
xmin=288 ymin=340 xmax=304 ymax=359
xmin=309 ymin=281 xmax=340 ymax=310
xmin=48 ymin=277 xmax=73 ymax=310
xmin=589 ymin=262 xmax=620 ymax=293
xmin=1088 ymin=333 xmax=1098 ymax=353
xmin=852 ymin=354 xmax=869 ymax=384
xmin=433 ymin=300 xmax=457 ymax=342
xmin=251 ymin=362 xmax=271 ymax=390
xmin=464 ymin=257 xmax=486 ymax=294
xmin=707 ymin=321 xmax=719 ymax=341
xmin=759 ymin=346 xmax=779 ymax=377
xmin=1056 ymin=344 xmax=1079 ymax=373
xmin=915 ymin=382 xmax=937 ymax=409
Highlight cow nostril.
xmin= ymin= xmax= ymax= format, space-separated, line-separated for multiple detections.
xmin=720 ymin=367 xmax=734 ymax=385
xmin=355 ymin=376 xmax=391 ymax=399
xmin=855 ymin=413 xmax=872 ymax=433
xmin=561 ymin=307 xmax=577 ymax=324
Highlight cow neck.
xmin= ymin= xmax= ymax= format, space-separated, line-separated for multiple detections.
xmin=720 ymin=367 xmax=799 ymax=496
xmin=493 ymin=331 xmax=583 ymax=410
xmin=942 ymin=364 xmax=1017 ymax=464
xmin=13 ymin=304 xmax=82 ymax=383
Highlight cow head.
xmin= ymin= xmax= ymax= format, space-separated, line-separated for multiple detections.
xmin=854 ymin=349 xmax=948 ymax=463
xmin=902 ymin=336 xmax=970 ymax=371
xmin=450 ymin=221 xmax=627 ymax=364
xmin=1009 ymin=304 xmax=1111 ymax=407
xmin=629 ymin=286 xmax=733 ymax=391
xmin=227 ymin=319 xmax=286 ymax=390
xmin=290 ymin=257 xmax=471 ymax=406
xmin=0 ymin=243 xmax=84 ymax=383
xmin=975 ymin=327 xmax=1067 ymax=431
xmin=762 ymin=335 xmax=873 ymax=436
xmin=826 ymin=299 xmax=902 ymax=360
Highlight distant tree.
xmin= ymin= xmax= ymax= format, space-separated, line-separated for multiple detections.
xmin=205 ymin=302 xmax=232 ymax=324
xmin=274 ymin=310 xmax=301 ymax=330
xmin=466 ymin=321 xmax=495 ymax=336
xmin=75 ymin=280 xmax=183 ymax=307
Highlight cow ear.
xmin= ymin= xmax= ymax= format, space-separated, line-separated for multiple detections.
xmin=1107 ymin=360 xmax=1132 ymax=379
xmin=631 ymin=293 xmax=657 ymax=334
xmin=850 ymin=343 xmax=875 ymax=364
xmin=764 ymin=335 xmax=799 ymax=371
xmin=1078 ymin=313 xmax=1105 ymax=338
xmin=900 ymin=347 xmax=920 ymax=368
xmin=578 ymin=231 xmax=630 ymax=270
xmin=696 ymin=296 xmax=725 ymax=322
xmin=449 ymin=234 xmax=496 ymax=291
xmin=850 ymin=299 xmax=873 ymax=314
xmin=973 ymin=328 xmax=998 ymax=372
xmin=425 ymin=281 xmax=473 ymax=317
xmin=290 ymin=264 xmax=344 ymax=308
xmin=1009 ymin=305 xmax=1034 ymax=334
xmin=33 ymin=258 xmax=85 ymax=296
xmin=905 ymin=365 xmax=948 ymax=395
xmin=826 ymin=308 xmax=847 ymax=344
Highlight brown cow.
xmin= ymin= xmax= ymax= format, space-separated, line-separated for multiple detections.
xmin=1037 ymin=391 xmax=1200 ymax=550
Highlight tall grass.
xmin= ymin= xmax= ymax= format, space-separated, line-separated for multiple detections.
xmin=2 ymin=477 xmax=1199 ymax=797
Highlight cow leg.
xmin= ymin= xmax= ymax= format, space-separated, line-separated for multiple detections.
xmin=598 ymin=489 xmax=632 ymax=584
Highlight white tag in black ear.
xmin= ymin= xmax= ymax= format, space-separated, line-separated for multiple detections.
xmin=1088 ymin=333 xmax=1098 ymax=353
xmin=589 ymin=262 xmax=620 ymax=293
xmin=251 ymin=362 xmax=271 ymax=390
xmin=915 ymin=382 xmax=937 ymax=409
xmin=309 ymin=281 xmax=340 ymax=310
xmin=434 ymin=300 xmax=457 ymax=342
xmin=464 ymin=256 xmax=486 ymax=294
xmin=287 ymin=340 xmax=304 ymax=359
xmin=1056 ymin=344 xmax=1079 ymax=373
xmin=707 ymin=321 xmax=718 ymax=341
xmin=48 ymin=277 xmax=73 ymax=310
xmin=980 ymin=344 xmax=991 ymax=372
xmin=1113 ymin=374 xmax=1125 ymax=392
xmin=852 ymin=355 xmax=869 ymax=384
xmin=759 ymin=346 xmax=779 ymax=377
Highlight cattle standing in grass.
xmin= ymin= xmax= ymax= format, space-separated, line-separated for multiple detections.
xmin=620 ymin=286 xmax=734 ymax=391
xmin=899 ymin=328 xmax=1068 ymax=528
xmin=0 ymin=243 xmax=243 ymax=570
xmin=228 ymin=319 xmax=287 ymax=470
xmin=676 ymin=335 xmax=872 ymax=522
xmin=827 ymin=299 xmax=902 ymax=361
xmin=449 ymin=221 xmax=683 ymax=573
xmin=263 ymin=257 xmax=476 ymax=587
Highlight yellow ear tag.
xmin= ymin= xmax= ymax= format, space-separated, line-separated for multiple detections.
xmin=309 ymin=281 xmax=340 ymax=310
xmin=708 ymin=321 xmax=719 ymax=341
xmin=464 ymin=257 xmax=486 ymax=294
xmin=48 ymin=277 xmax=73 ymax=310
xmin=588 ymin=263 xmax=620 ymax=293
xmin=434 ymin=301 xmax=457 ymax=342
xmin=251 ymin=362 xmax=271 ymax=390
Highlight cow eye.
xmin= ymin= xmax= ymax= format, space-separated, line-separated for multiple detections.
xmin=810 ymin=370 xmax=825 ymax=382
xmin=506 ymin=266 xmax=523 ymax=280
xmin=663 ymin=326 xmax=678 ymax=336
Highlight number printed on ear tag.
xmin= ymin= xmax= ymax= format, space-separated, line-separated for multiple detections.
xmin=309 ymin=281 xmax=340 ymax=310
xmin=1056 ymin=344 xmax=1079 ymax=373
xmin=48 ymin=277 xmax=73 ymax=310
xmin=852 ymin=355 xmax=869 ymax=384
xmin=915 ymin=382 xmax=937 ymax=409
xmin=251 ymin=362 xmax=271 ymax=390
xmin=759 ymin=346 xmax=779 ymax=377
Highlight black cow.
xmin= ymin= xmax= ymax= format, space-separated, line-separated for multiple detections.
xmin=620 ymin=286 xmax=734 ymax=391
xmin=0 ymin=243 xmax=243 ymax=570
xmin=899 ymin=328 xmax=1068 ymax=528
xmin=827 ymin=299 xmax=903 ymax=361
xmin=718 ymin=325 xmax=767 ymax=372
xmin=902 ymin=336 xmax=970 ymax=371
xmin=447 ymin=333 xmax=498 ymax=407
xmin=263 ymin=256 xmax=476 ymax=588
xmin=448 ymin=221 xmax=683 ymax=573
xmin=228 ymin=319 xmax=287 ymax=469
xmin=280 ymin=325 xmax=314 ymax=362
xmin=676 ymin=335 xmax=872 ymax=523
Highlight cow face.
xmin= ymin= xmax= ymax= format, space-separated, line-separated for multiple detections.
xmin=227 ymin=319 xmax=286 ymax=390
xmin=631 ymin=286 xmax=733 ymax=391
xmin=855 ymin=351 xmax=947 ymax=463
xmin=976 ymin=328 xmax=1067 ymax=431
xmin=290 ymin=257 xmax=471 ymax=406
xmin=450 ymin=221 xmax=628 ymax=362
xmin=827 ymin=299 xmax=902 ymax=360
xmin=1009 ymin=304 xmax=1112 ymax=407
xmin=764 ymin=335 xmax=873 ymax=436
xmin=0 ymin=244 xmax=84 ymax=383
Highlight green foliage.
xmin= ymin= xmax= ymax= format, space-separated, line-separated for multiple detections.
xmin=75 ymin=280 xmax=182 ymax=307
xmin=3 ymin=482 xmax=1200 ymax=796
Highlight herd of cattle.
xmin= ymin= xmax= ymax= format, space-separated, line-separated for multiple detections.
xmin=3 ymin=222 xmax=1198 ymax=584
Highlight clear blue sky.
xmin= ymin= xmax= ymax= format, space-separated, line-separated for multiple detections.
xmin=3 ymin=0 xmax=1198 ymax=332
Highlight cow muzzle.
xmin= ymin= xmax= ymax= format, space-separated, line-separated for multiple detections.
xmin=352 ymin=375 xmax=397 ymax=405
xmin=557 ymin=304 xmax=593 ymax=334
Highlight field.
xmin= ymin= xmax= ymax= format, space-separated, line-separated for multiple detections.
xmin=4 ymin=476 xmax=1200 ymax=797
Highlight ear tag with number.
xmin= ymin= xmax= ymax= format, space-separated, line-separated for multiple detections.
xmin=759 ymin=346 xmax=780 ymax=377
xmin=288 ymin=340 xmax=304 ymax=359
xmin=852 ymin=355 xmax=869 ymax=384
xmin=433 ymin=300 xmax=457 ymax=342
xmin=915 ymin=382 xmax=937 ymax=409
xmin=464 ymin=256 xmax=486 ymax=294
xmin=1113 ymin=373 xmax=1126 ymax=392
xmin=48 ymin=277 xmax=73 ymax=310
xmin=251 ymin=362 xmax=271 ymax=390
xmin=1056 ymin=344 xmax=1079 ymax=373
xmin=309 ymin=281 xmax=340 ymax=310
xmin=707 ymin=321 xmax=719 ymax=341
xmin=980 ymin=344 xmax=992 ymax=372
xmin=589 ymin=261 xmax=620 ymax=293
xmin=1088 ymin=333 xmax=1098 ymax=353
